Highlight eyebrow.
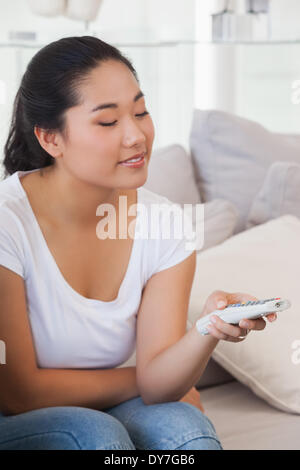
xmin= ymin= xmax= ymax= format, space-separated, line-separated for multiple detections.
xmin=90 ymin=91 xmax=145 ymax=113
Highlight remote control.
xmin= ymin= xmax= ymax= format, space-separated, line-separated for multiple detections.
xmin=196 ymin=298 xmax=291 ymax=336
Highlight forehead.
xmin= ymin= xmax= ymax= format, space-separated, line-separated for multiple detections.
xmin=78 ymin=60 xmax=139 ymax=103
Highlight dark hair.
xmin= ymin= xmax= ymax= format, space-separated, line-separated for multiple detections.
xmin=2 ymin=36 xmax=139 ymax=178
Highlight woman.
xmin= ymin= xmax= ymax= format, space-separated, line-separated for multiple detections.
xmin=0 ymin=36 xmax=276 ymax=450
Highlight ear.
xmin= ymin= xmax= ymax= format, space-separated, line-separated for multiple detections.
xmin=33 ymin=126 xmax=63 ymax=159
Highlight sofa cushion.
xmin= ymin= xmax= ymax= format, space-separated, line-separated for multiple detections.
xmin=201 ymin=381 xmax=300 ymax=450
xmin=145 ymin=144 xmax=201 ymax=205
xmin=189 ymin=109 xmax=300 ymax=233
xmin=247 ymin=161 xmax=300 ymax=228
xmin=188 ymin=215 xmax=300 ymax=414
xmin=145 ymin=144 xmax=238 ymax=251
xmin=197 ymin=199 xmax=238 ymax=251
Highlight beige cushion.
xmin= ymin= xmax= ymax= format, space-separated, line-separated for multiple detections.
xmin=247 ymin=161 xmax=300 ymax=228
xmin=188 ymin=215 xmax=300 ymax=414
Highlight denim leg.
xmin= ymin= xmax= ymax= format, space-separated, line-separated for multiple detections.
xmin=104 ymin=396 xmax=223 ymax=450
xmin=0 ymin=406 xmax=136 ymax=450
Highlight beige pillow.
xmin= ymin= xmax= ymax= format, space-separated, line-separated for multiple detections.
xmin=188 ymin=215 xmax=300 ymax=414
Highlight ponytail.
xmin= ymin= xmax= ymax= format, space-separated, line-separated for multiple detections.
xmin=3 ymin=88 xmax=54 ymax=178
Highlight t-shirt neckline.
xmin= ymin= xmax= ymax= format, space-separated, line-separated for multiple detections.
xmin=14 ymin=169 xmax=141 ymax=307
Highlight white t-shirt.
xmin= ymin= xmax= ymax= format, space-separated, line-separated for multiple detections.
xmin=0 ymin=168 xmax=195 ymax=369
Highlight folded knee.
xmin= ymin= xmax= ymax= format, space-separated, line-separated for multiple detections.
xmin=21 ymin=406 xmax=135 ymax=450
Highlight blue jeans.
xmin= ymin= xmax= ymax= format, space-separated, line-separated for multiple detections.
xmin=0 ymin=396 xmax=223 ymax=450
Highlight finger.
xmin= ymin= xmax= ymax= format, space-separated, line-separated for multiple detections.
xmin=266 ymin=313 xmax=277 ymax=322
xmin=210 ymin=315 xmax=247 ymax=338
xmin=239 ymin=317 xmax=266 ymax=331
xmin=206 ymin=324 xmax=246 ymax=342
xmin=206 ymin=323 xmax=229 ymax=340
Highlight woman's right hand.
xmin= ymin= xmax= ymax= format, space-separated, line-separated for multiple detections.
xmin=198 ymin=290 xmax=277 ymax=343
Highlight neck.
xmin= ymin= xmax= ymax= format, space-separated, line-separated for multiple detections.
xmin=38 ymin=166 xmax=133 ymax=232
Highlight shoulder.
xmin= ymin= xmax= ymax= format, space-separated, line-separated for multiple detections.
xmin=0 ymin=173 xmax=27 ymax=227
xmin=138 ymin=186 xmax=186 ymax=221
xmin=138 ymin=186 xmax=172 ymax=205
xmin=138 ymin=186 xmax=193 ymax=234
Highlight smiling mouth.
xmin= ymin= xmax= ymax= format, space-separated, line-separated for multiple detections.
xmin=118 ymin=152 xmax=146 ymax=164
xmin=118 ymin=154 xmax=146 ymax=167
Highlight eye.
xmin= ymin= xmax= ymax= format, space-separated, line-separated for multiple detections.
xmin=98 ymin=111 xmax=149 ymax=127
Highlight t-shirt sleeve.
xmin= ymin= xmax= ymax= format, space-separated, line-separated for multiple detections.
xmin=0 ymin=206 xmax=26 ymax=279
xmin=148 ymin=201 xmax=196 ymax=277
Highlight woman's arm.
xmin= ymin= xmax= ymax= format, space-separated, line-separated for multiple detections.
xmin=10 ymin=366 xmax=139 ymax=416
xmin=138 ymin=321 xmax=219 ymax=405
xmin=136 ymin=252 xmax=276 ymax=405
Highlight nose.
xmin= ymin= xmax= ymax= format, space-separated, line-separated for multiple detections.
xmin=122 ymin=117 xmax=146 ymax=148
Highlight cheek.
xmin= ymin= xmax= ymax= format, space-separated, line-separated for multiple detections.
xmin=72 ymin=127 xmax=115 ymax=160
xmin=145 ymin=117 xmax=155 ymax=143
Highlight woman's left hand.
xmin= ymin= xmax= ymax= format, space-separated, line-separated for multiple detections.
xmin=199 ymin=290 xmax=277 ymax=342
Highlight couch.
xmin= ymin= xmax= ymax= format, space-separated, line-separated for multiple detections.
xmin=120 ymin=109 xmax=300 ymax=450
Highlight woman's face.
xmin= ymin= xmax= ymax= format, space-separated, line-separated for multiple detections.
xmin=59 ymin=59 xmax=155 ymax=190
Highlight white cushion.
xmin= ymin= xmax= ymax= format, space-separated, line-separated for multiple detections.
xmin=190 ymin=109 xmax=300 ymax=233
xmin=247 ymin=161 xmax=300 ymax=228
xmin=188 ymin=215 xmax=300 ymax=414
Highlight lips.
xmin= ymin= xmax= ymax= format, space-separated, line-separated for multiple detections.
xmin=119 ymin=152 xmax=146 ymax=163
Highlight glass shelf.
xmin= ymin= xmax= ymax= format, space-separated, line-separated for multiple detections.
xmin=2 ymin=38 xmax=300 ymax=49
